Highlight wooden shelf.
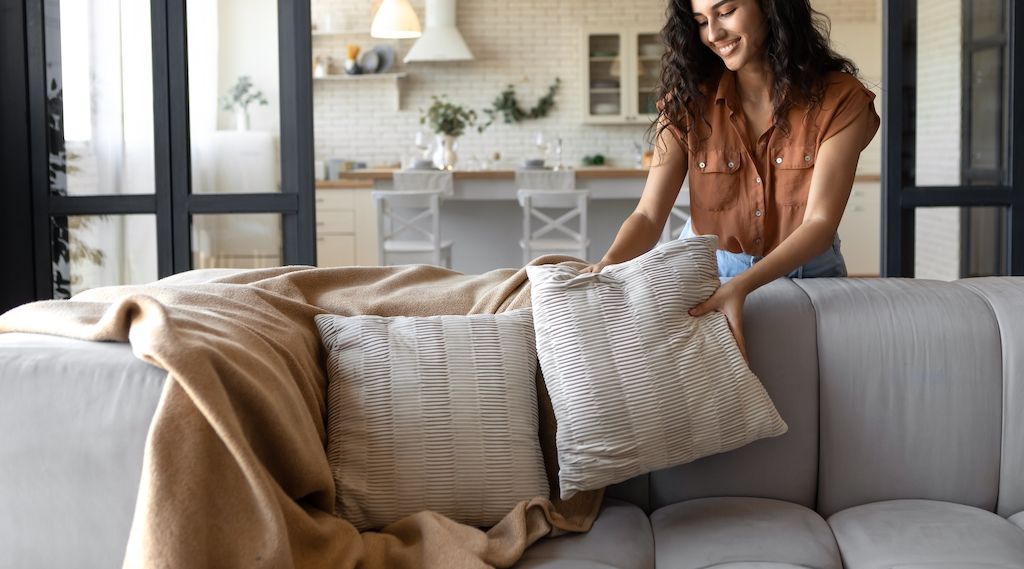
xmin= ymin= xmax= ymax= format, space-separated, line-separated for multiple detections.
xmin=313 ymin=72 xmax=407 ymax=81
xmin=312 ymin=30 xmax=370 ymax=37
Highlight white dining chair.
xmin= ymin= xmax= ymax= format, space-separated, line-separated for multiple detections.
xmin=372 ymin=170 xmax=454 ymax=268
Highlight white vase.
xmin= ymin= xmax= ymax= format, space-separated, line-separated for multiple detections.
xmin=432 ymin=134 xmax=458 ymax=170
xmin=235 ymin=108 xmax=250 ymax=131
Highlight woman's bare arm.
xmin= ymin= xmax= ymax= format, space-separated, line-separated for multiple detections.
xmin=581 ymin=126 xmax=689 ymax=272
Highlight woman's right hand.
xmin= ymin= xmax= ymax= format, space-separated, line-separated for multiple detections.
xmin=579 ymin=259 xmax=612 ymax=274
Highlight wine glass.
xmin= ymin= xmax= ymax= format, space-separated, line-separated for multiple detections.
xmin=534 ymin=131 xmax=549 ymax=161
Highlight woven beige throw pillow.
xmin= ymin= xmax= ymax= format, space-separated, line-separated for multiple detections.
xmin=314 ymin=309 xmax=548 ymax=530
xmin=526 ymin=235 xmax=787 ymax=500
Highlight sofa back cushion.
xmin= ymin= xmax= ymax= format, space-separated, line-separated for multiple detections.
xmin=796 ymin=279 xmax=1003 ymax=517
xmin=956 ymin=277 xmax=1024 ymax=517
xmin=648 ymin=279 xmax=821 ymax=511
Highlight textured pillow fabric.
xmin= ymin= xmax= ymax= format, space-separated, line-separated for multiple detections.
xmin=314 ymin=309 xmax=548 ymax=530
xmin=526 ymin=235 xmax=788 ymax=499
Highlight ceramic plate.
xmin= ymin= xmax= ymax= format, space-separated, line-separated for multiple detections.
xmin=358 ymin=49 xmax=380 ymax=73
xmin=373 ymin=45 xmax=396 ymax=73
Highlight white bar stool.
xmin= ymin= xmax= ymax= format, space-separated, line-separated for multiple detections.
xmin=515 ymin=169 xmax=589 ymax=264
xmin=372 ymin=170 xmax=454 ymax=268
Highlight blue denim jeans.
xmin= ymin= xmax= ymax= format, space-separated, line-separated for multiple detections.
xmin=679 ymin=219 xmax=847 ymax=279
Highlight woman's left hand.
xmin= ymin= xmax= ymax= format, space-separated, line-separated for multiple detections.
xmin=689 ymin=280 xmax=749 ymax=362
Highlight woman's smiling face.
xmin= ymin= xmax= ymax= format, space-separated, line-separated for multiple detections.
xmin=690 ymin=0 xmax=768 ymax=72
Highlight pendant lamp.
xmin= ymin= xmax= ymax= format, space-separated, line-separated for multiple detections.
xmin=370 ymin=0 xmax=422 ymax=39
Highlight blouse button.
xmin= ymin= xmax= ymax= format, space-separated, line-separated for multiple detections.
xmin=698 ymin=161 xmax=706 ymax=169
xmin=775 ymin=157 xmax=783 ymax=164
xmin=755 ymin=237 xmax=762 ymax=245
xmin=727 ymin=161 xmax=736 ymax=169
xmin=754 ymin=209 xmax=763 ymax=217
xmin=804 ymin=155 xmax=812 ymax=162
xmin=755 ymin=176 xmax=762 ymax=184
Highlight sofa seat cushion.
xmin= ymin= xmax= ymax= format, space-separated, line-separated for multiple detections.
xmin=1012 ymin=511 xmax=1024 ymax=531
xmin=650 ymin=497 xmax=843 ymax=569
xmin=514 ymin=499 xmax=653 ymax=569
xmin=828 ymin=499 xmax=1024 ymax=568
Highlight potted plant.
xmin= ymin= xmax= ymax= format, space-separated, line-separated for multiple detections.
xmin=220 ymin=75 xmax=268 ymax=131
xmin=420 ymin=95 xmax=476 ymax=170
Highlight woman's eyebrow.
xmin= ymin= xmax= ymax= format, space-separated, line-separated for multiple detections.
xmin=693 ymin=0 xmax=732 ymax=17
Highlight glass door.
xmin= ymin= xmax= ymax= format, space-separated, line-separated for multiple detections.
xmin=882 ymin=0 xmax=1023 ymax=277
xmin=584 ymin=31 xmax=627 ymax=123
xmin=25 ymin=0 xmax=316 ymax=298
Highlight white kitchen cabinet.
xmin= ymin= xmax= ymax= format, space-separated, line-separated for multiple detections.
xmin=582 ymin=28 xmax=663 ymax=125
xmin=315 ymin=188 xmax=379 ymax=267
xmin=838 ymin=180 xmax=881 ymax=277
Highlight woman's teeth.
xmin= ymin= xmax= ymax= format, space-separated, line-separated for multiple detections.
xmin=719 ymin=39 xmax=740 ymax=56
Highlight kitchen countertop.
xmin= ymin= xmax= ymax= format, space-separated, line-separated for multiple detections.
xmin=315 ymin=168 xmax=882 ymax=189
xmin=316 ymin=167 xmax=650 ymax=188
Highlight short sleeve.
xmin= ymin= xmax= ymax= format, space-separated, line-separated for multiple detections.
xmin=817 ymin=73 xmax=880 ymax=150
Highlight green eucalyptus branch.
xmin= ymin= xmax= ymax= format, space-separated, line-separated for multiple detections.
xmin=477 ymin=77 xmax=561 ymax=133
xmin=220 ymin=75 xmax=269 ymax=112
xmin=419 ymin=95 xmax=477 ymax=137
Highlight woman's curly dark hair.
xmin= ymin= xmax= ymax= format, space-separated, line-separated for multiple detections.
xmin=655 ymin=0 xmax=858 ymax=151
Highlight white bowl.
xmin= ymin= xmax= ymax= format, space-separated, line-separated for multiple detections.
xmin=593 ymin=103 xmax=620 ymax=115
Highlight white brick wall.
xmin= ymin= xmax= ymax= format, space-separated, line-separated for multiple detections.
xmin=311 ymin=0 xmax=879 ymax=168
xmin=914 ymin=0 xmax=962 ymax=280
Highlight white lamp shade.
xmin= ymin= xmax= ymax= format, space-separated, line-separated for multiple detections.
xmin=371 ymin=0 xmax=422 ymax=39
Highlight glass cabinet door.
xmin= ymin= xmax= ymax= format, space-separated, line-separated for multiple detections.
xmin=634 ymin=32 xmax=664 ymax=121
xmin=585 ymin=32 xmax=627 ymax=123
xmin=584 ymin=29 xmax=663 ymax=124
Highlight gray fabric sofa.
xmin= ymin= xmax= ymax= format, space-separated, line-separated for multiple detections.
xmin=2 ymin=277 xmax=1024 ymax=568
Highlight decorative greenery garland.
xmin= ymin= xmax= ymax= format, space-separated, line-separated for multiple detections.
xmin=477 ymin=78 xmax=561 ymax=132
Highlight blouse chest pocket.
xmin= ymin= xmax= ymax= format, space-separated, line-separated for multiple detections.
xmin=771 ymin=144 xmax=816 ymax=206
xmin=691 ymin=149 xmax=743 ymax=212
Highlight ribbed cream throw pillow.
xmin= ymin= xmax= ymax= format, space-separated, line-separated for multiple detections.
xmin=527 ymin=235 xmax=788 ymax=499
xmin=315 ymin=310 xmax=548 ymax=530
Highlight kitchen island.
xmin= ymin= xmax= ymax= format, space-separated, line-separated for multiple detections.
xmin=314 ymin=168 xmax=883 ymax=276
xmin=315 ymin=167 xmax=661 ymax=274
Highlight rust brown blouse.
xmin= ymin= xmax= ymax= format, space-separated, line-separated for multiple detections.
xmin=664 ymin=70 xmax=880 ymax=255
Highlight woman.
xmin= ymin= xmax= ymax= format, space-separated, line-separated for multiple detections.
xmin=582 ymin=0 xmax=879 ymax=358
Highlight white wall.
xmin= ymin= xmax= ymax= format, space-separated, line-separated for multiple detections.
xmin=914 ymin=0 xmax=962 ymax=281
xmin=217 ymin=0 xmax=280 ymax=134
xmin=311 ymin=0 xmax=883 ymax=169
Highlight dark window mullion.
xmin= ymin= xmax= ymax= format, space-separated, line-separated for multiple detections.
xmin=49 ymin=195 xmax=158 ymax=215
xmin=187 ymin=193 xmax=299 ymax=214
xmin=1011 ymin=0 xmax=1024 ymax=274
xmin=25 ymin=0 xmax=52 ymax=298
xmin=165 ymin=0 xmax=192 ymax=273
xmin=151 ymin=0 xmax=175 ymax=278
xmin=278 ymin=0 xmax=315 ymax=266
xmin=883 ymin=0 xmax=914 ymax=276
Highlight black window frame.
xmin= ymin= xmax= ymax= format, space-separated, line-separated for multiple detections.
xmin=11 ymin=0 xmax=315 ymax=303
xmin=883 ymin=0 xmax=1024 ymax=277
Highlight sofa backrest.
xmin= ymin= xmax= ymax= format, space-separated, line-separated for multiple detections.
xmin=797 ymin=278 xmax=1003 ymax=517
xmin=956 ymin=277 xmax=1024 ymax=517
xmin=614 ymin=277 xmax=1021 ymax=519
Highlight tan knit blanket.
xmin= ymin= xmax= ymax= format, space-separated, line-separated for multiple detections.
xmin=0 ymin=261 xmax=603 ymax=568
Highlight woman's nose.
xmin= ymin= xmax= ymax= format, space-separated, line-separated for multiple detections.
xmin=706 ymin=20 xmax=726 ymax=43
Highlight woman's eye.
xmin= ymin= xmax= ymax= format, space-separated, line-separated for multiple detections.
xmin=696 ymin=20 xmax=708 ymax=27
xmin=721 ymin=8 xmax=736 ymax=17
